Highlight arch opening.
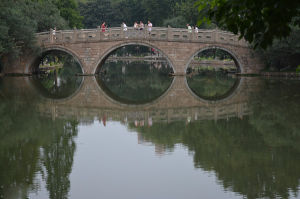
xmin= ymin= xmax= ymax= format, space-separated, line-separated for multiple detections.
xmin=31 ymin=50 xmax=84 ymax=99
xmin=186 ymin=47 xmax=241 ymax=101
xmin=95 ymin=44 xmax=174 ymax=105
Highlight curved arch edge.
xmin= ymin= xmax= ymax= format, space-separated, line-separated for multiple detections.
xmin=92 ymin=41 xmax=176 ymax=74
xmin=184 ymin=45 xmax=244 ymax=74
xmin=27 ymin=46 xmax=85 ymax=74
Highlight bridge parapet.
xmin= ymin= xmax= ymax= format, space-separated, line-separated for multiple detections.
xmin=37 ymin=27 xmax=248 ymax=48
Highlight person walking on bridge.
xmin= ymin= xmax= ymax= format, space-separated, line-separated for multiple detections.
xmin=122 ymin=22 xmax=128 ymax=31
xmin=134 ymin=22 xmax=138 ymax=30
xmin=139 ymin=21 xmax=144 ymax=30
xmin=187 ymin=24 xmax=192 ymax=33
xmin=147 ymin=21 xmax=152 ymax=34
xmin=101 ymin=22 xmax=106 ymax=32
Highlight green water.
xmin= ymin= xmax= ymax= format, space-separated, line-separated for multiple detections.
xmin=0 ymin=75 xmax=300 ymax=199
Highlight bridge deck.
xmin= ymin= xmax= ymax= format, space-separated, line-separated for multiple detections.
xmin=37 ymin=27 xmax=248 ymax=48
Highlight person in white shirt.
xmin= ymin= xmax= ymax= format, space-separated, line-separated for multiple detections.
xmin=195 ymin=26 xmax=198 ymax=33
xmin=187 ymin=24 xmax=192 ymax=33
xmin=148 ymin=21 xmax=152 ymax=33
xmin=122 ymin=22 xmax=127 ymax=31
xmin=139 ymin=21 xmax=144 ymax=30
xmin=134 ymin=22 xmax=138 ymax=30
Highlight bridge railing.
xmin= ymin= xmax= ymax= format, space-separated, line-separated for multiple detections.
xmin=36 ymin=27 xmax=248 ymax=47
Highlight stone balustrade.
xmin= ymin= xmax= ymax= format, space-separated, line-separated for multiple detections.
xmin=36 ymin=27 xmax=248 ymax=47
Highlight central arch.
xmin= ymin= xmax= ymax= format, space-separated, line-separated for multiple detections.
xmin=93 ymin=41 xmax=176 ymax=74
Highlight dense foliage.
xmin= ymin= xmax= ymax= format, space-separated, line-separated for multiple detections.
xmin=196 ymin=0 xmax=300 ymax=49
xmin=0 ymin=78 xmax=78 ymax=199
xmin=262 ymin=26 xmax=300 ymax=70
xmin=78 ymin=0 xmax=202 ymax=28
xmin=0 ymin=0 xmax=81 ymax=62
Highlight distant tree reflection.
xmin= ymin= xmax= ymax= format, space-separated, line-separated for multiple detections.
xmin=0 ymin=95 xmax=79 ymax=199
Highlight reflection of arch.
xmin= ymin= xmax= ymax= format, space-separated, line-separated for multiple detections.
xmin=94 ymin=72 xmax=176 ymax=107
xmin=28 ymin=46 xmax=85 ymax=74
xmin=29 ymin=46 xmax=85 ymax=102
xmin=185 ymin=46 xmax=243 ymax=74
xmin=30 ymin=75 xmax=85 ymax=102
xmin=185 ymin=75 xmax=243 ymax=104
xmin=95 ymin=75 xmax=175 ymax=106
xmin=93 ymin=41 xmax=175 ymax=74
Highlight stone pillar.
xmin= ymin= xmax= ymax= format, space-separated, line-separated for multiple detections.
xmin=167 ymin=26 xmax=172 ymax=41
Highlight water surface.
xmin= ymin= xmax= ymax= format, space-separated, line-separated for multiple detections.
xmin=0 ymin=76 xmax=300 ymax=199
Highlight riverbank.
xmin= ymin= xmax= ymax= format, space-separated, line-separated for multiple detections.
xmin=260 ymin=72 xmax=300 ymax=77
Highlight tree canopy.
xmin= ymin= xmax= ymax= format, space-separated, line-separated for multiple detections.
xmin=0 ymin=0 xmax=82 ymax=61
xmin=196 ymin=0 xmax=300 ymax=48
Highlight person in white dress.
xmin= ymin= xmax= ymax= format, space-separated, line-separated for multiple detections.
xmin=187 ymin=24 xmax=192 ymax=33
xmin=147 ymin=21 xmax=152 ymax=33
xmin=195 ymin=26 xmax=198 ymax=33
xmin=122 ymin=22 xmax=127 ymax=31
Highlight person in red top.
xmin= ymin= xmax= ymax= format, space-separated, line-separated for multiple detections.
xmin=101 ymin=22 xmax=106 ymax=32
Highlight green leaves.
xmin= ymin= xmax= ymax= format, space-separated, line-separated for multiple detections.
xmin=196 ymin=0 xmax=300 ymax=48
xmin=0 ymin=0 xmax=82 ymax=62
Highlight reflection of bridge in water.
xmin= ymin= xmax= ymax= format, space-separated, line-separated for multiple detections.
xmin=28 ymin=76 xmax=257 ymax=124
xmin=0 ymin=76 xmax=259 ymax=124
xmin=106 ymin=56 xmax=235 ymax=69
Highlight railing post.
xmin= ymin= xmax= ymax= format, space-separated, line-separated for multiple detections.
xmin=167 ymin=26 xmax=172 ymax=41
xmin=120 ymin=26 xmax=124 ymax=39
xmin=97 ymin=26 xmax=101 ymax=41
xmin=49 ymin=28 xmax=53 ymax=43
xmin=191 ymin=28 xmax=195 ymax=41
xmin=108 ymin=28 xmax=111 ymax=40
xmin=61 ymin=31 xmax=64 ymax=43
xmin=72 ymin=29 xmax=77 ymax=43
xmin=213 ymin=29 xmax=217 ymax=43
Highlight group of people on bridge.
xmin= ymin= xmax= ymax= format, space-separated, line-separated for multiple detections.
xmin=49 ymin=21 xmax=198 ymax=42
xmin=187 ymin=24 xmax=199 ymax=33
xmin=101 ymin=21 xmax=153 ymax=33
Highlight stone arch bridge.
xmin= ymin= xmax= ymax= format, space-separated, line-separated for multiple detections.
xmin=3 ymin=27 xmax=264 ymax=74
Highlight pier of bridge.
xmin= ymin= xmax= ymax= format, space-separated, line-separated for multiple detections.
xmin=2 ymin=27 xmax=264 ymax=75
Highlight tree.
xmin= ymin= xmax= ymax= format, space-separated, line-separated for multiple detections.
xmin=163 ymin=16 xmax=187 ymax=28
xmin=79 ymin=0 xmax=116 ymax=28
xmin=262 ymin=26 xmax=300 ymax=70
xmin=0 ymin=0 xmax=36 ymax=58
xmin=196 ymin=0 xmax=300 ymax=48
xmin=54 ymin=0 xmax=83 ymax=28
xmin=0 ymin=0 xmax=69 ymax=60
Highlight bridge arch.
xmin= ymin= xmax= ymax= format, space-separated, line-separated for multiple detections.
xmin=28 ymin=45 xmax=85 ymax=74
xmin=93 ymin=41 xmax=176 ymax=74
xmin=184 ymin=45 xmax=243 ymax=74
xmin=28 ymin=45 xmax=85 ymax=102
xmin=184 ymin=45 xmax=244 ymax=103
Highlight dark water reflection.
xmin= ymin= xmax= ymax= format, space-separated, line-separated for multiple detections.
xmin=186 ymin=72 xmax=239 ymax=100
xmin=32 ymin=51 xmax=83 ymax=99
xmin=0 ymin=76 xmax=300 ymax=199
xmin=97 ymin=60 xmax=173 ymax=104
